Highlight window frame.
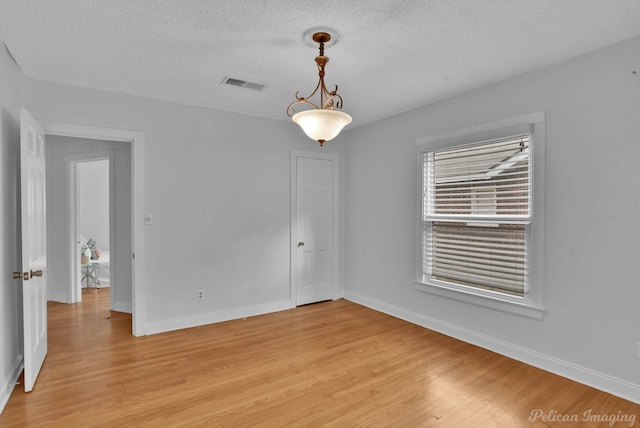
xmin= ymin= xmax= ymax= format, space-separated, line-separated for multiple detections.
xmin=415 ymin=112 xmax=546 ymax=319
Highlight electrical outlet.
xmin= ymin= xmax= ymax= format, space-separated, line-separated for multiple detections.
xmin=197 ymin=290 xmax=204 ymax=301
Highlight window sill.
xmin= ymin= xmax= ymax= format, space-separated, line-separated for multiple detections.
xmin=414 ymin=280 xmax=546 ymax=320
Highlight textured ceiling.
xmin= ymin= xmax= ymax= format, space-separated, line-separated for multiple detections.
xmin=1 ymin=0 xmax=639 ymax=127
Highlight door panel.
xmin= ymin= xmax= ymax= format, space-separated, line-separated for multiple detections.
xmin=296 ymin=157 xmax=335 ymax=305
xmin=20 ymin=109 xmax=48 ymax=392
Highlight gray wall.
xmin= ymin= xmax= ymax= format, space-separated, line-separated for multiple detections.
xmin=24 ymin=78 xmax=348 ymax=333
xmin=0 ymin=44 xmax=24 ymax=410
xmin=344 ymin=36 xmax=640 ymax=402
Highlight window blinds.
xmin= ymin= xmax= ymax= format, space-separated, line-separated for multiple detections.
xmin=423 ymin=134 xmax=531 ymax=296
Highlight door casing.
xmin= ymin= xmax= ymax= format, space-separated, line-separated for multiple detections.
xmin=41 ymin=121 xmax=146 ymax=336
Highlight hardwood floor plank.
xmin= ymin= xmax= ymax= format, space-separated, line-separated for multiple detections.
xmin=1 ymin=289 xmax=638 ymax=427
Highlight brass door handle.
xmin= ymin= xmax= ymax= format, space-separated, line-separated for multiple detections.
xmin=30 ymin=270 xmax=43 ymax=279
xmin=12 ymin=272 xmax=29 ymax=280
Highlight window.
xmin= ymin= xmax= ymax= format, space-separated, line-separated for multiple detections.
xmin=424 ymin=134 xmax=530 ymax=296
xmin=416 ymin=113 xmax=545 ymax=318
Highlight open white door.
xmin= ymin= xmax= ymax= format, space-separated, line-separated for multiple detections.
xmin=295 ymin=156 xmax=336 ymax=305
xmin=20 ymin=109 xmax=48 ymax=392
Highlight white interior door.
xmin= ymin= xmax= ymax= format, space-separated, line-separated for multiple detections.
xmin=20 ymin=108 xmax=48 ymax=392
xmin=295 ymin=156 xmax=335 ymax=305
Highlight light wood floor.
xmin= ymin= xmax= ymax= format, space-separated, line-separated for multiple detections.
xmin=1 ymin=289 xmax=638 ymax=427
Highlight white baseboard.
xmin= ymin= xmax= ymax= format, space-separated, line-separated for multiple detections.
xmin=344 ymin=291 xmax=640 ymax=405
xmin=0 ymin=355 xmax=23 ymax=414
xmin=47 ymin=291 xmax=69 ymax=304
xmin=112 ymin=300 xmax=131 ymax=314
xmin=144 ymin=300 xmax=292 ymax=336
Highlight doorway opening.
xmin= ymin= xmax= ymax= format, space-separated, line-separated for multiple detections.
xmin=42 ymin=121 xmax=145 ymax=336
xmin=73 ymin=156 xmax=112 ymax=305
xmin=47 ymin=138 xmax=130 ymax=315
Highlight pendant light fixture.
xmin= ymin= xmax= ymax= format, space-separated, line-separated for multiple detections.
xmin=287 ymin=30 xmax=352 ymax=146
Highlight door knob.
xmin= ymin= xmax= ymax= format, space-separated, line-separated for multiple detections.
xmin=297 ymin=242 xmax=305 ymax=247
xmin=30 ymin=270 xmax=43 ymax=279
xmin=12 ymin=272 xmax=22 ymax=280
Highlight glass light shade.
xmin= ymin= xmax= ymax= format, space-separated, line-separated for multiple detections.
xmin=292 ymin=109 xmax=352 ymax=143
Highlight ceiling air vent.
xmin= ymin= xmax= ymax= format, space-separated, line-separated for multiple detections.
xmin=221 ymin=76 xmax=265 ymax=91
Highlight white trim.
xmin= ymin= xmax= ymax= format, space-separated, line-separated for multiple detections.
xmin=41 ymin=121 xmax=146 ymax=336
xmin=46 ymin=290 xmax=68 ymax=304
xmin=68 ymin=155 xmax=78 ymax=303
xmin=112 ymin=301 xmax=132 ymax=314
xmin=145 ymin=300 xmax=291 ymax=335
xmin=417 ymin=111 xmax=545 ymax=147
xmin=345 ymin=291 xmax=640 ymax=405
xmin=290 ymin=150 xmax=340 ymax=307
xmin=414 ymin=282 xmax=545 ymax=320
xmin=0 ymin=355 xmax=23 ymax=412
